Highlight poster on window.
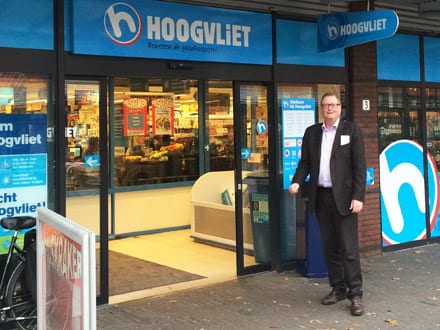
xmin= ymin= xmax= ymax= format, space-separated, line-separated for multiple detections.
xmin=152 ymin=97 xmax=174 ymax=135
xmin=281 ymin=98 xmax=316 ymax=190
xmin=0 ymin=113 xmax=47 ymax=253
xmin=123 ymin=98 xmax=148 ymax=136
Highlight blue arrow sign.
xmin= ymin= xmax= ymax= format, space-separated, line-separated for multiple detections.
xmin=317 ymin=10 xmax=399 ymax=52
xmin=84 ymin=154 xmax=100 ymax=168
xmin=241 ymin=148 xmax=251 ymax=159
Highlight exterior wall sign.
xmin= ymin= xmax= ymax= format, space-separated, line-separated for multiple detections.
xmin=317 ymin=10 xmax=399 ymax=52
xmin=72 ymin=0 xmax=272 ymax=65
xmin=380 ymin=140 xmax=440 ymax=246
xmin=281 ymin=98 xmax=315 ymax=190
xmin=0 ymin=1 xmax=53 ymax=50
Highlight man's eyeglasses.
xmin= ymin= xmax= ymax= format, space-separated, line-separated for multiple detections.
xmin=321 ymin=103 xmax=341 ymax=109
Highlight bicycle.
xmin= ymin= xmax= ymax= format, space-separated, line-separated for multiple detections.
xmin=0 ymin=216 xmax=37 ymax=330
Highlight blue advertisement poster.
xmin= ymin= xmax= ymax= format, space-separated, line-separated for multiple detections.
xmin=281 ymin=98 xmax=315 ymax=189
xmin=0 ymin=114 xmax=47 ymax=253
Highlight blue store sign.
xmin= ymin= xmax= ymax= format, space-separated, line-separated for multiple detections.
xmin=73 ymin=0 xmax=272 ymax=65
xmin=317 ymin=10 xmax=399 ymax=52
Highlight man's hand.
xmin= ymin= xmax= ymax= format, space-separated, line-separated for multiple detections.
xmin=350 ymin=199 xmax=363 ymax=213
xmin=288 ymin=183 xmax=300 ymax=195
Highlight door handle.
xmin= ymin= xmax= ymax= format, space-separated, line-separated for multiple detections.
xmin=204 ymin=145 xmax=210 ymax=151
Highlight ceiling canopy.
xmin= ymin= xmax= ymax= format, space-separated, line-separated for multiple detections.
xmin=322 ymin=0 xmax=440 ymax=17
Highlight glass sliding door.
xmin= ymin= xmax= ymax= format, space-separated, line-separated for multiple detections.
xmin=65 ymin=80 xmax=103 ymax=232
xmin=234 ymin=82 xmax=271 ymax=274
xmin=64 ymin=78 xmax=109 ymax=301
xmin=206 ymin=81 xmax=234 ymax=172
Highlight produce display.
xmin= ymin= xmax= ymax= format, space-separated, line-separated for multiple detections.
xmin=125 ymin=142 xmax=185 ymax=162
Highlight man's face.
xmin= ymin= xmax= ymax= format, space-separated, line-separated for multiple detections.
xmin=320 ymin=95 xmax=341 ymax=124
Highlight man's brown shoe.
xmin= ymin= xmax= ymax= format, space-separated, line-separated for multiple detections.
xmin=350 ymin=296 xmax=364 ymax=316
xmin=321 ymin=288 xmax=346 ymax=305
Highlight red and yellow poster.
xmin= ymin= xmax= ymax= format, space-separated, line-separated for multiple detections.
xmin=123 ymin=98 xmax=148 ymax=136
xmin=152 ymin=97 xmax=174 ymax=135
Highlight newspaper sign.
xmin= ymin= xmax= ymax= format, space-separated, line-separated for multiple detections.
xmin=37 ymin=207 xmax=96 ymax=330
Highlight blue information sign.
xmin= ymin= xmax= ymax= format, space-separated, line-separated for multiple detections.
xmin=281 ymin=98 xmax=315 ymax=189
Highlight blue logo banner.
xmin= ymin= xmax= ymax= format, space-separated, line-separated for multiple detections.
xmin=72 ymin=0 xmax=272 ymax=65
xmin=317 ymin=10 xmax=399 ymax=52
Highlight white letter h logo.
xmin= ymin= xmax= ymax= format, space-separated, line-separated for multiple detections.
xmin=380 ymin=153 xmax=426 ymax=234
xmin=107 ymin=6 xmax=136 ymax=38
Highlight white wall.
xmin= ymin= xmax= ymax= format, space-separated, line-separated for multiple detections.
xmin=114 ymin=187 xmax=192 ymax=234
xmin=66 ymin=187 xmax=192 ymax=236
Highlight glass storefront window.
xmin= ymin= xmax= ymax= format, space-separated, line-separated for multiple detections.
xmin=277 ymin=83 xmax=345 ymax=266
xmin=0 ymin=73 xmax=48 ymax=114
xmin=113 ymin=78 xmax=199 ymax=187
xmin=0 ymin=73 xmax=51 ymax=241
xmin=425 ymin=88 xmax=440 ymax=168
xmin=277 ymin=84 xmax=346 ymax=120
xmin=378 ymin=87 xmax=420 ymax=152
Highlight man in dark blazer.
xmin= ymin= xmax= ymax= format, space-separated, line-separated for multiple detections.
xmin=288 ymin=92 xmax=366 ymax=316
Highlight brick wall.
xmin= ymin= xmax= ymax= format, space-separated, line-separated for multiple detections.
xmin=348 ymin=1 xmax=382 ymax=257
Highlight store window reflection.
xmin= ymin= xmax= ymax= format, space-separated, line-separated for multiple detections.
xmin=0 ymin=74 xmax=49 ymax=114
xmin=207 ymin=81 xmax=234 ymax=171
xmin=425 ymin=88 xmax=440 ymax=168
xmin=378 ymin=87 xmax=420 ymax=152
xmin=113 ymin=78 xmax=199 ymax=187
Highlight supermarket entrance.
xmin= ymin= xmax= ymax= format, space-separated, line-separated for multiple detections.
xmin=65 ymin=78 xmax=273 ymax=302
xmin=106 ymin=80 xmax=272 ymax=300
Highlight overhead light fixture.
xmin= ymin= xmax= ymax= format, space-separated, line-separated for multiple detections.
xmin=419 ymin=1 xmax=440 ymax=17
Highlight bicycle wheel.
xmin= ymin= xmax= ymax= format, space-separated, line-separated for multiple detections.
xmin=5 ymin=261 xmax=37 ymax=330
